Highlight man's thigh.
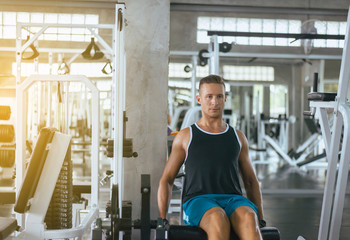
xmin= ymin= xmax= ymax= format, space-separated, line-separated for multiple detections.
xmin=182 ymin=196 xmax=220 ymax=226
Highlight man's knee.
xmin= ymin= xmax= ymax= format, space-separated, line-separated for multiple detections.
xmin=231 ymin=206 xmax=259 ymax=226
xmin=200 ymin=207 xmax=230 ymax=232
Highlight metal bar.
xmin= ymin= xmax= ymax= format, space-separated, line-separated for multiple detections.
xmin=43 ymin=207 xmax=99 ymax=238
xmin=191 ymin=55 xmax=197 ymax=108
xmin=335 ymin=7 xmax=350 ymax=104
xmin=317 ymin=108 xmax=332 ymax=155
xmin=114 ymin=3 xmax=126 ymax=219
xmin=88 ymin=28 xmax=114 ymax=55
xmin=169 ymin=50 xmax=342 ymax=60
xmin=209 ymin=35 xmax=219 ymax=75
xmin=318 ymin=114 xmax=343 ymax=240
xmin=263 ymin=135 xmax=296 ymax=167
xmin=207 ymin=31 xmax=345 ymax=39
xmin=21 ymin=26 xmax=48 ymax=53
xmin=329 ymin=104 xmax=350 ymax=239
xmin=17 ymin=22 xmax=114 ymax=29
xmin=170 ymin=3 xmax=348 ymax=16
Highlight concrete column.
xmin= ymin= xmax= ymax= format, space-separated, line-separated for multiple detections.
xmin=123 ymin=0 xmax=170 ymax=236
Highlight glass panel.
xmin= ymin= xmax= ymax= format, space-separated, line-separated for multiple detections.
xmin=288 ymin=20 xmax=301 ymax=33
xmin=197 ymin=30 xmax=209 ymax=44
xmin=198 ymin=17 xmax=210 ymax=29
xmin=58 ymin=27 xmax=71 ymax=34
xmin=58 ymin=14 xmax=71 ymax=24
xmin=326 ymin=39 xmax=339 ymax=48
xmin=3 ymin=26 xmax=16 ymax=38
xmin=43 ymin=34 xmax=57 ymax=41
xmin=31 ymin=13 xmax=44 ymax=23
xmin=275 ymin=38 xmax=287 ymax=46
xmin=72 ymin=14 xmax=85 ymax=24
xmin=57 ymin=34 xmax=71 ymax=41
xmin=315 ymin=21 xmax=326 ymax=34
xmin=327 ymin=21 xmax=339 ymax=34
xmin=3 ymin=12 xmax=16 ymax=25
xmin=249 ymin=37 xmax=262 ymax=45
xmin=210 ymin=18 xmax=224 ymax=30
xmin=339 ymin=22 xmax=347 ymax=35
xmin=0 ymin=12 xmax=2 ymax=24
xmin=276 ymin=19 xmax=288 ymax=33
xmin=45 ymin=27 xmax=58 ymax=34
xmin=85 ymin=14 xmax=99 ymax=24
xmin=262 ymin=37 xmax=275 ymax=46
xmin=236 ymin=36 xmax=249 ymax=45
xmin=250 ymin=19 xmax=262 ymax=32
xmin=17 ymin=12 xmax=30 ymax=22
xmin=74 ymin=28 xmax=85 ymax=34
xmin=223 ymin=18 xmax=235 ymax=31
xmin=45 ymin=13 xmax=58 ymax=24
xmin=71 ymin=34 xmax=85 ymax=42
xmin=262 ymin=19 xmax=275 ymax=33
xmin=314 ymin=39 xmax=326 ymax=48
xmin=236 ymin=18 xmax=249 ymax=32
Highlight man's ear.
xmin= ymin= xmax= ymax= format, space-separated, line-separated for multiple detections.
xmin=225 ymin=95 xmax=227 ymax=102
xmin=196 ymin=95 xmax=201 ymax=104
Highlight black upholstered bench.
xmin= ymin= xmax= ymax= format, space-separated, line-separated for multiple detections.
xmin=167 ymin=225 xmax=280 ymax=240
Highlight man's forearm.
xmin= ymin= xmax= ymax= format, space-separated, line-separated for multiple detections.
xmin=158 ymin=180 xmax=173 ymax=219
xmin=246 ymin=184 xmax=264 ymax=220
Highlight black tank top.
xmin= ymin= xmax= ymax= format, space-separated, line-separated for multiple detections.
xmin=182 ymin=123 xmax=243 ymax=203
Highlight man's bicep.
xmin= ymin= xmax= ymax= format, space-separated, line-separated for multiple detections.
xmin=162 ymin=134 xmax=187 ymax=182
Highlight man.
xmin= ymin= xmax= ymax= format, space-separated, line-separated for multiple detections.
xmin=158 ymin=75 xmax=264 ymax=240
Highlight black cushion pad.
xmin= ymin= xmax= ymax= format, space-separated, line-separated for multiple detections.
xmin=168 ymin=225 xmax=280 ymax=240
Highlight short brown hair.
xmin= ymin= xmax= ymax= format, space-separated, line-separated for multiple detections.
xmin=199 ymin=75 xmax=226 ymax=91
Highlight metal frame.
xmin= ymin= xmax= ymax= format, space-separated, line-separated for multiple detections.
xmin=307 ymin=6 xmax=350 ymax=240
xmin=113 ymin=4 xmax=126 ymax=223
xmin=16 ymin=75 xmax=100 ymax=239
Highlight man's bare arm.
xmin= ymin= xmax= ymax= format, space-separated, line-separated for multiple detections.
xmin=236 ymin=130 xmax=264 ymax=221
xmin=158 ymin=128 xmax=189 ymax=219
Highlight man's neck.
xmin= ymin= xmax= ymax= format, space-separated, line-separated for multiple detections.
xmin=197 ymin=117 xmax=226 ymax=133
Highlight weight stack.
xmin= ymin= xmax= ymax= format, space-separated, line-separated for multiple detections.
xmin=45 ymin=143 xmax=73 ymax=229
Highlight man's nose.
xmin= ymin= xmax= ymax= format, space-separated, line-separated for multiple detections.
xmin=211 ymin=97 xmax=218 ymax=105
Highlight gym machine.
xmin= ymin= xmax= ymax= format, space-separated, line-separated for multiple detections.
xmin=297 ymin=6 xmax=350 ymax=240
xmin=92 ymin=174 xmax=280 ymax=240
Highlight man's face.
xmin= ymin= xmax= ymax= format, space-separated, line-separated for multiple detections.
xmin=196 ymin=83 xmax=227 ymax=119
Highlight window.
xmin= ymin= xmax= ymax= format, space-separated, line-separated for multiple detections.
xmin=0 ymin=11 xmax=99 ymax=41
xmin=223 ymin=66 xmax=274 ymax=81
xmin=314 ymin=20 xmax=346 ymax=48
xmin=168 ymin=63 xmax=209 ymax=79
xmin=197 ymin=17 xmax=301 ymax=47
xmin=197 ymin=17 xmax=346 ymax=48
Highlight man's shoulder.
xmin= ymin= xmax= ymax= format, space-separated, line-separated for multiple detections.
xmin=176 ymin=126 xmax=191 ymax=139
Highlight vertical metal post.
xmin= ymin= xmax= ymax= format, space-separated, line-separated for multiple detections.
xmin=191 ymin=55 xmax=197 ymax=108
xmin=209 ymin=35 xmax=219 ymax=75
xmin=114 ymin=3 xmax=126 ymax=220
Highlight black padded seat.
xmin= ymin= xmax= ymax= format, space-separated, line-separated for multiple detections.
xmin=307 ymin=92 xmax=337 ymax=101
xmin=168 ymin=225 xmax=280 ymax=240
xmin=0 ymin=217 xmax=17 ymax=240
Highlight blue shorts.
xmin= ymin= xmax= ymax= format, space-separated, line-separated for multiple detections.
xmin=182 ymin=194 xmax=258 ymax=226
